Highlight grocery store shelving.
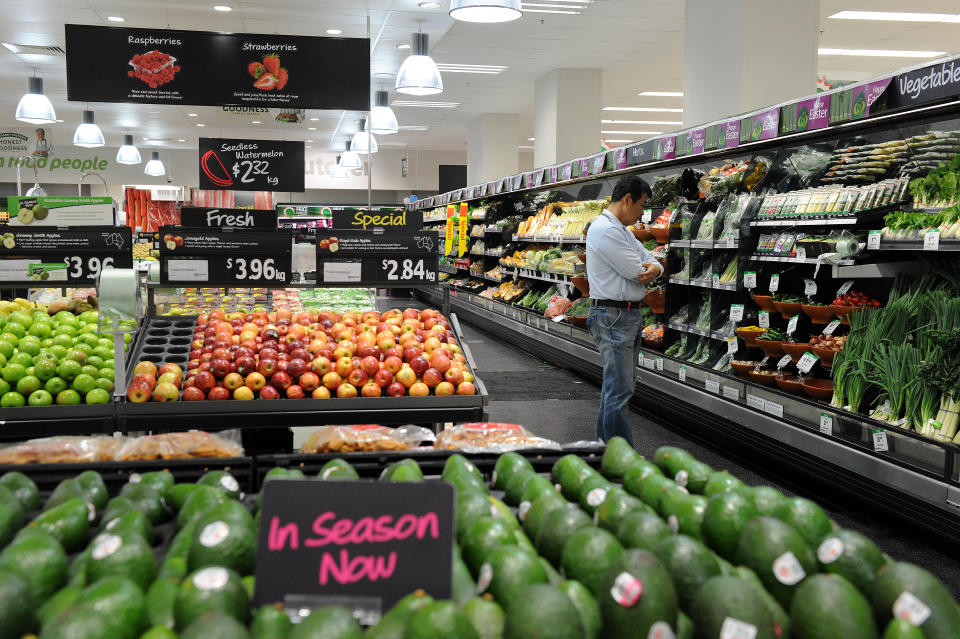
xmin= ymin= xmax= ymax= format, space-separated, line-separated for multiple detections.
xmin=748 ymin=255 xmax=856 ymax=266
xmin=751 ymin=217 xmax=863 ymax=227
xmin=668 ymin=277 xmax=737 ymax=291
xmin=500 ymin=267 xmax=575 ymax=285
xmin=873 ymin=240 xmax=960 ymax=251
xmin=511 ymin=235 xmax=586 ymax=244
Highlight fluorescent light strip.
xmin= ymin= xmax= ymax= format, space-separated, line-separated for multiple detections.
xmin=601 ymin=130 xmax=663 ymax=135
xmin=392 ymin=100 xmax=460 ymax=108
xmin=399 ymin=125 xmax=430 ymax=131
xmin=603 ymin=106 xmax=683 ymax=113
xmin=818 ymin=48 xmax=945 ymax=58
xmin=518 ymin=145 xmax=535 ymax=149
xmin=521 ymin=8 xmax=581 ymax=14
xmin=435 ymin=63 xmax=509 ymax=74
xmin=523 ymin=3 xmax=588 ymax=8
xmin=828 ymin=11 xmax=959 ymax=22
xmin=602 ymin=119 xmax=683 ymax=125
xmin=603 ymin=139 xmax=632 ymax=143
xmin=638 ymin=91 xmax=682 ymax=97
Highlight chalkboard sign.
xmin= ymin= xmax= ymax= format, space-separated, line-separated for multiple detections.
xmin=254 ymin=480 xmax=454 ymax=623
xmin=158 ymin=226 xmax=292 ymax=284
xmin=180 ymin=206 xmax=278 ymax=229
xmin=0 ymin=226 xmax=132 ymax=284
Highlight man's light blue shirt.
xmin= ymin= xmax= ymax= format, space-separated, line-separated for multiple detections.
xmin=585 ymin=210 xmax=664 ymax=301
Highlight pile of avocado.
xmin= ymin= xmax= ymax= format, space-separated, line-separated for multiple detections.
xmin=0 ymin=441 xmax=956 ymax=639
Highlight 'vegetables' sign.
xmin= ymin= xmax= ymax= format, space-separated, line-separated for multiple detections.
xmin=254 ymin=480 xmax=454 ymax=622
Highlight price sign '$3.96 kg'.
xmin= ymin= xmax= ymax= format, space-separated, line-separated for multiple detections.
xmin=225 ymin=257 xmax=283 ymax=282
xmin=160 ymin=227 xmax=292 ymax=285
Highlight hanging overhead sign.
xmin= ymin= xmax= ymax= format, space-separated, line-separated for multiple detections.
xmin=198 ymin=138 xmax=304 ymax=192
xmin=64 ymin=24 xmax=370 ymax=110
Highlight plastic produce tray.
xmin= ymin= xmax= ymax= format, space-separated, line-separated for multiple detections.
xmin=126 ymin=317 xmax=195 ymax=375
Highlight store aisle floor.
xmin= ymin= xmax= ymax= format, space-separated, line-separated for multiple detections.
xmin=461 ymin=320 xmax=960 ymax=597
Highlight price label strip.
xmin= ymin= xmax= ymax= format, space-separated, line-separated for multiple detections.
xmin=160 ymin=227 xmax=292 ymax=285
xmin=871 ymin=428 xmax=889 ymax=452
xmin=924 ymin=229 xmax=940 ymax=251
xmin=819 ymin=413 xmax=833 ymax=435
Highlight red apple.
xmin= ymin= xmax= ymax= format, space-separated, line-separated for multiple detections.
xmin=126 ymin=380 xmax=152 ymax=403
xmin=235 ymin=355 xmax=257 ymax=376
xmin=444 ymin=367 xmax=464 ymax=386
xmin=207 ymin=386 xmax=230 ymax=401
xmin=223 ymin=372 xmax=244 ymax=391
xmin=260 ymin=347 xmax=279 ymax=361
xmin=422 ymin=368 xmax=443 ymax=388
xmin=347 ymin=369 xmax=369 ymax=388
xmin=259 ymin=385 xmax=280 ymax=400
xmin=432 ymin=354 xmax=452 ymax=373
xmin=130 ymin=373 xmax=157 ymax=391
xmin=193 ymin=371 xmax=216 ymax=392
xmin=286 ymin=358 xmax=308 ymax=378
xmin=457 ymin=382 xmax=476 ymax=395
xmin=182 ymin=386 xmax=205 ymax=401
xmin=384 ymin=346 xmax=404 ymax=361
xmin=289 ymin=348 xmax=311 ymax=363
xmin=286 ymin=385 xmax=306 ymax=399
xmin=310 ymin=356 xmax=332 ymax=376
xmin=312 ymin=386 xmax=331 ymax=399
xmin=158 ymin=362 xmax=182 ymax=378
xmin=384 ymin=356 xmax=403 ymax=375
xmin=211 ymin=358 xmax=232 ymax=378
xmin=395 ymin=367 xmax=417 ymax=388
xmin=270 ymin=370 xmax=292 ymax=391
xmin=322 ymin=372 xmax=342 ymax=390
xmin=258 ymin=358 xmax=277 ymax=377
xmin=360 ymin=356 xmax=380 ymax=377
xmin=152 ymin=381 xmax=180 ymax=402
xmin=298 ymin=371 xmax=320 ymax=392
xmin=361 ymin=382 xmax=382 ymax=397
xmin=409 ymin=381 xmax=430 ymax=397
xmin=157 ymin=372 xmax=182 ymax=388
xmin=373 ymin=368 xmax=394 ymax=388
xmin=409 ymin=356 xmax=429 ymax=376
xmin=335 ymin=357 xmax=354 ymax=379
xmin=133 ymin=361 xmax=158 ymax=377
xmin=435 ymin=381 xmax=455 ymax=396
xmin=245 ymin=372 xmax=266 ymax=391
xmin=337 ymin=383 xmax=358 ymax=398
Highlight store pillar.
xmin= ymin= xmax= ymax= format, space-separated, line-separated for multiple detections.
xmin=467 ymin=113 xmax=520 ymax=185
xmin=682 ymin=0 xmax=819 ymax=126
xmin=534 ymin=69 xmax=602 ymax=167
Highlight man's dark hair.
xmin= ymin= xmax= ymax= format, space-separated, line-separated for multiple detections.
xmin=35 ymin=128 xmax=45 ymax=135
xmin=611 ymin=175 xmax=652 ymax=203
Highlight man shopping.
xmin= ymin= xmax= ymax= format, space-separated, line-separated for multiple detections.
xmin=586 ymin=175 xmax=663 ymax=445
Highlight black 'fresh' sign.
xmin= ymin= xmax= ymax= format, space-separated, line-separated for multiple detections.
xmin=180 ymin=206 xmax=278 ymax=229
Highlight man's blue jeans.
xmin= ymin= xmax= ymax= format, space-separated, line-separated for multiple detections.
xmin=587 ymin=305 xmax=644 ymax=445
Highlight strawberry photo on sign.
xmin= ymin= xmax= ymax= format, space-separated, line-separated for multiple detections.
xmin=249 ymin=52 xmax=289 ymax=91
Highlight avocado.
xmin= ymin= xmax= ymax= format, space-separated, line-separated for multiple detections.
xmin=871 ymin=562 xmax=960 ymax=639
xmin=561 ymin=526 xmax=624 ymax=596
xmin=86 ymin=531 xmax=157 ymax=590
xmin=615 ymin=509 xmax=672 ymax=552
xmin=882 ymin=619 xmax=926 ymax=639
xmin=102 ymin=509 xmax=154 ymax=545
xmin=197 ymin=471 xmax=244 ymax=500
xmin=636 ymin=473 xmax=677 ymax=509
xmin=242 ymin=575 xmax=255 ymax=600
xmin=176 ymin=486 xmax=227 ymax=531
xmin=0 ymin=569 xmax=33 ymax=639
xmin=550 ymin=455 xmax=594 ymax=502
xmin=539 ymin=556 xmax=563 ymax=585
xmin=288 ymin=605 xmax=363 ymax=639
xmin=0 ymin=471 xmax=40 ymax=511
xmin=462 ymin=595 xmax=505 ymax=639
xmin=0 ymin=484 xmax=26 ymax=547
xmin=594 ymin=486 xmax=646 ymax=532
xmin=75 ymin=470 xmax=109 ymax=511
xmin=140 ymin=626 xmax=179 ymax=639
xmin=672 ymin=494 xmax=708 ymax=541
xmin=174 ymin=567 xmax=249 ymax=629
xmin=39 ymin=607 xmax=113 ymax=639
xmin=164 ymin=483 xmax=201 ymax=513
xmin=452 ymin=555 xmax=477 ymax=606
xmin=600 ymin=436 xmax=641 ymax=480
xmin=180 ymin=611 xmax=251 ymax=639
xmin=407 ymin=600 xmax=479 ymax=639
xmin=735 ymin=565 xmax=791 ymax=638
xmin=31 ymin=496 xmax=91 ymax=552
xmin=119 ymin=483 xmax=168 ymax=525
xmin=166 ymin=520 xmax=199 ymax=563
xmin=578 ymin=474 xmax=614 ymax=515
xmin=689 ymin=576 xmax=778 ymax=639
xmin=521 ymin=492 xmax=565 ymax=543
xmin=366 ymin=590 xmax=433 ymax=639
xmin=458 ymin=491 xmax=496 ymax=541
xmin=43 ymin=478 xmax=88 ymax=512
xmin=518 ymin=475 xmax=556 ymax=507
xmin=701 ymin=491 xmax=759 ymax=560
xmin=676 ymin=611 xmax=694 ymax=639
xmin=442 ymin=453 xmax=483 ymax=486
xmin=251 ymin=602 xmax=293 ymax=639
xmin=480 ymin=545 xmax=549 ymax=604
xmin=598 ymin=549 xmax=678 ymax=639
xmin=157 ymin=556 xmax=188 ymax=582
xmin=493 ymin=452 xmax=534 ymax=491
xmin=75 ymin=575 xmax=148 ymax=639
xmin=653 ymin=534 xmax=722 ymax=611
xmin=133 ymin=471 xmax=175 ymax=496
xmin=816 ymin=529 xmax=885 ymax=596
xmin=488 ymin=496 xmax=520 ymax=531
xmin=37 ymin=583 xmax=83 ymax=629
xmin=379 ymin=459 xmax=424 ymax=483
xmin=462 ymin=517 xmax=517 ymax=573
xmin=791 ymin=574 xmax=878 ymax=639
xmin=145 ymin=578 xmax=178 ymax=629
xmin=670 ymin=459 xmax=712 ymax=494
xmin=652 ymin=446 xmax=692 ymax=476
xmin=535 ymin=503 xmax=592 ymax=568
xmin=103 ymin=497 xmax=137 ymax=525
xmin=702 ymin=470 xmax=745 ymax=497
xmin=734 ymin=517 xmax=817 ymax=609
xmin=621 ymin=459 xmax=662 ymax=499
xmin=736 ymin=485 xmax=786 ymax=516
xmin=504 ymin=584 xmax=582 ymax=639
xmin=186 ymin=503 xmax=256 ymax=575
xmin=773 ymin=497 xmax=833 ymax=547
xmin=316 ymin=460 xmax=358 ymax=481
xmin=503 ymin=471 xmax=536 ymax=506
xmin=559 ymin=579 xmax=601 ymax=639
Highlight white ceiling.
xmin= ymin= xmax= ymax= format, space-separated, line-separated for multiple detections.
xmin=0 ymin=0 xmax=959 ymax=156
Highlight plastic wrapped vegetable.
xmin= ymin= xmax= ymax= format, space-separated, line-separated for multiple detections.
xmin=545 ymin=296 xmax=573 ymax=318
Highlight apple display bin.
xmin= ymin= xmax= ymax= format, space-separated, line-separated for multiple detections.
xmin=116 ymin=315 xmax=488 ymax=432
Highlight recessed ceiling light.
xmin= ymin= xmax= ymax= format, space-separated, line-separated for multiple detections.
xmin=187 ymin=113 xmax=198 ymax=117
xmin=818 ymin=48 xmax=946 ymax=58
xmin=603 ymin=107 xmax=683 ymax=113
xmin=602 ymin=119 xmax=683 ymax=125
xmin=308 ymin=127 xmax=316 ymax=130
xmin=391 ymin=100 xmax=461 ymax=108
xmin=177 ymin=139 xmax=186 ymax=142
xmin=326 ymin=29 xmax=343 ymax=35
xmin=309 ymin=117 xmax=319 ymax=121
xmin=306 ymin=139 xmax=314 ymax=142
xmin=252 ymin=120 xmax=261 ymax=124
xmin=435 ymin=63 xmax=509 ymax=74
xmin=638 ymin=91 xmax=682 ymax=97
xmin=306 ymin=145 xmax=313 ymax=148
xmin=197 ymin=123 xmax=205 ymax=126
xmin=107 ymin=16 xmax=125 ymax=22
xmin=518 ymin=145 xmax=534 ymax=149
xmin=418 ymin=1 xmax=442 ymax=7
xmin=828 ymin=11 xmax=959 ymax=22
xmin=396 ymin=43 xmax=411 ymax=50
xmin=213 ymin=5 xmax=232 ymax=11
xmin=601 ymin=130 xmax=663 ymax=135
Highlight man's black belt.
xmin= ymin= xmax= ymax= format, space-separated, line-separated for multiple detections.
xmin=590 ymin=299 xmax=642 ymax=309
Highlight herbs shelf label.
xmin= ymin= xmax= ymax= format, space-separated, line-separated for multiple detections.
xmin=743 ymin=271 xmax=757 ymax=289
xmin=796 ymin=352 xmax=818 ymax=374
xmin=769 ymin=274 xmax=780 ymax=293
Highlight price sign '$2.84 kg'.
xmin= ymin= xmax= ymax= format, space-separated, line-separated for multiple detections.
xmin=382 ymin=258 xmax=435 ymax=283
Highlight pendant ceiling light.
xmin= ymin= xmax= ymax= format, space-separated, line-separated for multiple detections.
xmin=370 ymin=90 xmax=399 ymax=135
xmin=339 ymin=142 xmax=362 ymax=169
xmin=144 ymin=151 xmax=165 ymax=176
xmin=331 ymin=155 xmax=349 ymax=178
xmin=73 ymin=110 xmax=105 ymax=148
xmin=449 ymin=0 xmax=522 ymax=22
xmin=350 ymin=119 xmax=378 ymax=154
xmin=396 ymin=33 xmax=443 ymax=96
xmin=15 ymin=76 xmax=56 ymax=124
xmin=116 ymin=134 xmax=142 ymax=164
